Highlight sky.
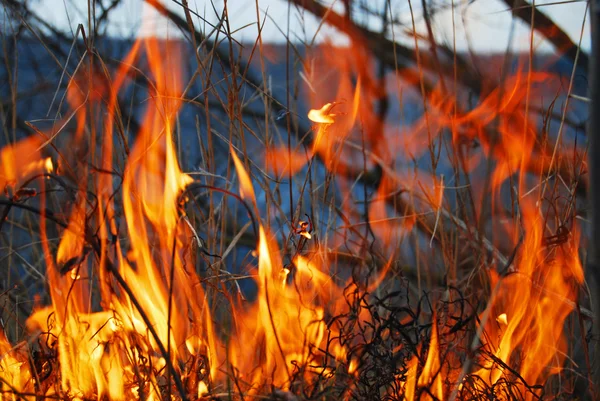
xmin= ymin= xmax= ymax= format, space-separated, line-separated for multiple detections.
xmin=21 ymin=0 xmax=591 ymax=53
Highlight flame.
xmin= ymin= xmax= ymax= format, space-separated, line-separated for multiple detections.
xmin=231 ymin=144 xmax=258 ymax=212
xmin=228 ymin=154 xmax=348 ymax=391
xmin=115 ymin=35 xmax=217 ymax=394
xmin=397 ymin=319 xmax=445 ymax=401
xmin=265 ymin=77 xmax=362 ymax=179
xmin=10 ymin=24 xmax=215 ymax=400
xmin=403 ymin=355 xmax=419 ymax=401
xmin=308 ymin=102 xmax=336 ymax=124
xmin=469 ymin=202 xmax=583 ymax=397
xmin=259 ymin=44 xmax=582 ymax=400
xmin=56 ymin=195 xmax=87 ymax=266
xmin=0 ymin=9 xmax=586 ymax=401
xmin=0 ymin=331 xmax=31 ymax=398
xmin=0 ymin=136 xmax=52 ymax=191
xmin=417 ymin=319 xmax=444 ymax=400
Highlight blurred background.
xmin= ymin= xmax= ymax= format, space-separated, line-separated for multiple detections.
xmin=0 ymin=0 xmax=593 ymax=397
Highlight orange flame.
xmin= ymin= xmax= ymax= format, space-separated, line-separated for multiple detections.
xmin=229 ymin=152 xmax=347 ymax=391
xmin=0 ymin=10 xmax=586 ymax=401
xmin=470 ymin=201 xmax=583 ymax=398
xmin=23 ymin=31 xmax=216 ymax=401
xmin=0 ymin=136 xmax=52 ymax=191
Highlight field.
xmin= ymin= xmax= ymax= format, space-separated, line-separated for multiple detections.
xmin=0 ymin=0 xmax=595 ymax=400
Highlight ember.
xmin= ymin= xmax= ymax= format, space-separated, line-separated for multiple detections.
xmin=0 ymin=0 xmax=593 ymax=400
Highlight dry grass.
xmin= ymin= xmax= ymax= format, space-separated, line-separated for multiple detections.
xmin=0 ymin=0 xmax=594 ymax=400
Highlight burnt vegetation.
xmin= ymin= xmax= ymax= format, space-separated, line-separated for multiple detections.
xmin=0 ymin=0 xmax=595 ymax=400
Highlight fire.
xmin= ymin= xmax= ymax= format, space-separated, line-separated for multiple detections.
xmin=469 ymin=202 xmax=583 ymax=397
xmin=0 ymin=136 xmax=52 ymax=191
xmin=0 ymin=331 xmax=31 ymax=398
xmin=7 ymin=33 xmax=216 ymax=401
xmin=418 ymin=319 xmax=444 ymax=400
xmin=260 ymin=43 xmax=583 ymax=400
xmin=308 ymin=102 xmax=337 ymax=124
xmin=399 ymin=320 xmax=445 ymax=401
xmin=228 ymin=152 xmax=355 ymax=392
xmin=0 ymin=3 xmax=587 ymax=400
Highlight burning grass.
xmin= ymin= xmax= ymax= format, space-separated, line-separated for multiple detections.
xmin=0 ymin=0 xmax=593 ymax=400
